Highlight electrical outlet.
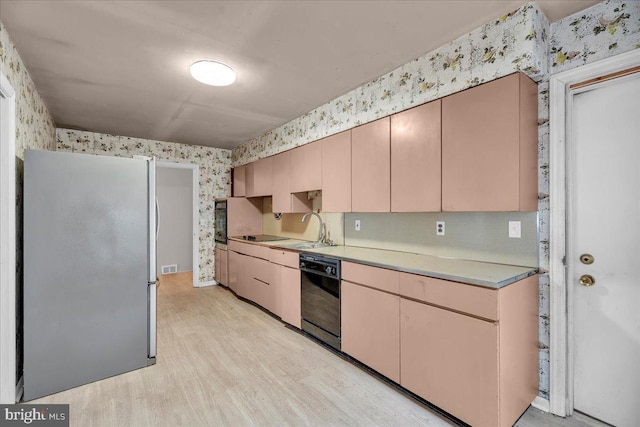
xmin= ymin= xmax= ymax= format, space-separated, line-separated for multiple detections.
xmin=509 ymin=221 xmax=521 ymax=238
xmin=355 ymin=219 xmax=361 ymax=231
xmin=436 ymin=221 xmax=445 ymax=236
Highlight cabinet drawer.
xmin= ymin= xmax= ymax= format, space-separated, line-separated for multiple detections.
xmin=269 ymin=249 xmax=299 ymax=268
xmin=228 ymin=240 xmax=249 ymax=255
xmin=341 ymin=262 xmax=400 ymax=294
xmin=228 ymin=240 xmax=270 ymax=260
xmin=252 ymin=257 xmax=271 ymax=284
xmin=399 ymin=272 xmax=498 ymax=320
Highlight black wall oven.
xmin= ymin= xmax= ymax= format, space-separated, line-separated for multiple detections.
xmin=300 ymin=254 xmax=341 ymax=350
xmin=214 ymin=199 xmax=227 ymax=245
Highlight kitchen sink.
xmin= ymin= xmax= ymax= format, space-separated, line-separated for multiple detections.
xmin=280 ymin=242 xmax=331 ymax=250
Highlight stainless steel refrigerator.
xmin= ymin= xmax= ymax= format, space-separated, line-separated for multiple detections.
xmin=23 ymin=150 xmax=157 ymax=401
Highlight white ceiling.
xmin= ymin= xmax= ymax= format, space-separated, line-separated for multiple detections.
xmin=0 ymin=0 xmax=599 ymax=149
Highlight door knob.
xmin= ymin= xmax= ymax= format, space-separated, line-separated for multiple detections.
xmin=579 ymin=274 xmax=596 ymax=287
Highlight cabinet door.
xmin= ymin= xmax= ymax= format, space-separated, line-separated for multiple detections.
xmin=227 ymin=197 xmax=263 ymax=238
xmin=269 ymin=263 xmax=282 ymax=318
xmin=272 ymin=152 xmax=291 ymax=213
xmin=251 ymin=157 xmax=273 ymax=197
xmin=289 ymin=141 xmax=322 ymax=193
xmin=400 ymin=298 xmax=499 ymax=427
xmin=214 ymin=248 xmax=229 ymax=286
xmin=219 ymin=249 xmax=228 ymax=286
xmin=321 ymin=130 xmax=351 ymax=212
xmin=214 ymin=248 xmax=221 ymax=283
xmin=391 ymin=100 xmax=441 ymax=212
xmin=342 ymin=281 xmax=400 ymax=382
xmin=279 ymin=266 xmax=301 ymax=328
xmin=228 ymin=251 xmax=244 ymax=296
xmin=233 ymin=165 xmax=246 ymax=197
xmin=442 ymin=73 xmax=537 ymax=211
xmin=352 ymin=117 xmax=390 ymax=212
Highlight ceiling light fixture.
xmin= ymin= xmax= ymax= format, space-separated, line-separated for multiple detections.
xmin=190 ymin=60 xmax=236 ymax=86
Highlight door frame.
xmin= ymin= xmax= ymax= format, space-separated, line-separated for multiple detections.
xmin=0 ymin=72 xmax=17 ymax=403
xmin=548 ymin=48 xmax=640 ymax=417
xmin=156 ymin=161 xmax=200 ymax=288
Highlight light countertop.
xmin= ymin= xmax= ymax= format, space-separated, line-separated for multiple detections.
xmin=228 ymin=237 xmax=537 ymax=289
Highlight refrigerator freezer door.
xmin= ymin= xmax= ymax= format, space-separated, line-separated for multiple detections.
xmin=23 ymin=150 xmax=151 ymax=401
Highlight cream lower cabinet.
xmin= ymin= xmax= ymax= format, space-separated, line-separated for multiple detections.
xmin=214 ymin=248 xmax=228 ymax=286
xmin=401 ymin=299 xmax=499 ymax=426
xmin=228 ymin=250 xmax=251 ymax=299
xmin=269 ymin=249 xmax=301 ymax=328
xmin=341 ymin=261 xmax=538 ymax=427
xmin=278 ymin=266 xmax=300 ymax=328
xmin=228 ymin=242 xmax=275 ymax=313
xmin=229 ymin=242 xmax=301 ymax=327
xmin=341 ymin=281 xmax=400 ymax=382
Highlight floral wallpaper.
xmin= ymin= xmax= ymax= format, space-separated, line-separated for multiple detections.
xmin=550 ymin=0 xmax=640 ymax=74
xmin=56 ymin=129 xmax=231 ymax=284
xmin=0 ymin=21 xmax=57 ymax=158
xmin=232 ymin=3 xmax=548 ymax=167
xmin=1 ymin=21 xmax=57 ymax=384
xmin=230 ymin=1 xmax=638 ymax=401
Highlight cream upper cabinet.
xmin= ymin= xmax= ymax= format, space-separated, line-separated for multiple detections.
xmin=391 ymin=100 xmax=442 ymax=212
xmin=289 ymin=141 xmax=322 ymax=193
xmin=246 ymin=157 xmax=273 ymax=197
xmin=351 ymin=117 xmax=391 ymax=212
xmin=321 ymin=130 xmax=351 ymax=213
xmin=441 ymin=72 xmax=538 ymax=211
xmin=272 ymin=152 xmax=290 ymax=213
xmin=272 ymin=151 xmax=312 ymax=214
xmin=233 ymin=165 xmax=246 ymax=197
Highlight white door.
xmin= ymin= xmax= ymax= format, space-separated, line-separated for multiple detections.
xmin=569 ymin=73 xmax=640 ymax=427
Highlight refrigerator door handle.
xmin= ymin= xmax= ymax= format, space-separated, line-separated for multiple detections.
xmin=155 ymin=197 xmax=160 ymax=240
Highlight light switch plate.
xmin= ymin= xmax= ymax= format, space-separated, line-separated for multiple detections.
xmin=509 ymin=221 xmax=521 ymax=238
xmin=355 ymin=219 xmax=361 ymax=231
xmin=436 ymin=221 xmax=445 ymax=236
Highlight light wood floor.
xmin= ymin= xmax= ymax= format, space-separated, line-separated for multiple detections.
xmin=31 ymin=272 xmax=607 ymax=427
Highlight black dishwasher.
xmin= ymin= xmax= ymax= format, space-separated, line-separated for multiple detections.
xmin=300 ymin=254 xmax=341 ymax=350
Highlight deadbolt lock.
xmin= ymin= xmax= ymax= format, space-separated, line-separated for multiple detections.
xmin=579 ymin=274 xmax=596 ymax=287
xmin=580 ymin=254 xmax=594 ymax=265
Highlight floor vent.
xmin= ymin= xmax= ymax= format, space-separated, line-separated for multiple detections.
xmin=161 ymin=264 xmax=178 ymax=275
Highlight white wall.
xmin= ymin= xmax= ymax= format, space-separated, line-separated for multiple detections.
xmin=156 ymin=167 xmax=193 ymax=274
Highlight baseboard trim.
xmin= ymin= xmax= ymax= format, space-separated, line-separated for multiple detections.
xmin=199 ymin=280 xmax=217 ymax=287
xmin=15 ymin=375 xmax=23 ymax=402
xmin=532 ymin=395 xmax=550 ymax=412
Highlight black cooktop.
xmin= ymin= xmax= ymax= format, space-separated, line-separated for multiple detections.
xmin=240 ymin=235 xmax=289 ymax=242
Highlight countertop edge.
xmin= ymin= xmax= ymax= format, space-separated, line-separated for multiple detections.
xmin=227 ymin=237 xmax=539 ymax=289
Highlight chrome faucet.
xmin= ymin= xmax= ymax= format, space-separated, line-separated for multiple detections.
xmin=301 ymin=212 xmax=325 ymax=246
